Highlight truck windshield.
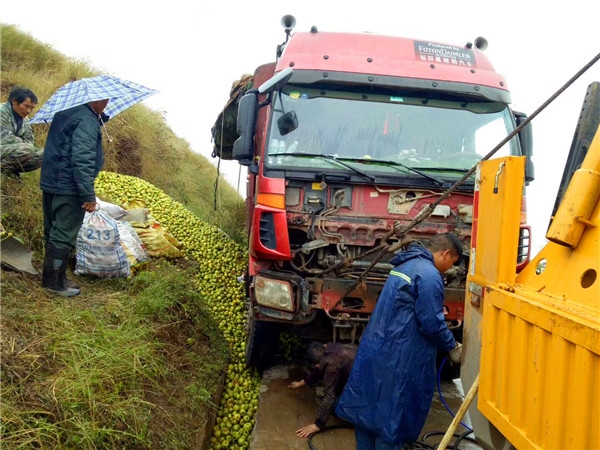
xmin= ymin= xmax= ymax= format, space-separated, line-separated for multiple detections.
xmin=265 ymin=85 xmax=520 ymax=178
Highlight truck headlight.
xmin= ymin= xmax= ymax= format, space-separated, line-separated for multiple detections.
xmin=254 ymin=276 xmax=294 ymax=311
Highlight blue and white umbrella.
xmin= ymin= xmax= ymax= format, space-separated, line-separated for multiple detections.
xmin=29 ymin=75 xmax=158 ymax=124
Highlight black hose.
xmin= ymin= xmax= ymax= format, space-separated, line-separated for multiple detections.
xmin=307 ymin=359 xmax=477 ymax=449
xmin=407 ymin=442 xmax=436 ymax=449
xmin=306 ymin=425 xmax=478 ymax=450
xmin=421 ymin=430 xmax=479 ymax=449
xmin=307 ymin=424 xmax=354 ymax=450
xmin=452 ymin=429 xmax=479 ymax=449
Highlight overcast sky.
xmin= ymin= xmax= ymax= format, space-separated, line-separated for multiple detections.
xmin=3 ymin=0 xmax=599 ymax=252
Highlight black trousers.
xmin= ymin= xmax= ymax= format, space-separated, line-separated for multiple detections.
xmin=42 ymin=192 xmax=86 ymax=251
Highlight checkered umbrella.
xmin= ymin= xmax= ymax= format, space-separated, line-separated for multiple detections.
xmin=29 ymin=75 xmax=158 ymax=124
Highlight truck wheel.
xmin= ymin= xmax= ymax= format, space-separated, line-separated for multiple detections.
xmin=245 ymin=316 xmax=280 ymax=372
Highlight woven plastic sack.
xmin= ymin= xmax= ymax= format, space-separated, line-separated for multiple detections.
xmin=116 ymin=220 xmax=149 ymax=266
xmin=75 ymin=211 xmax=131 ymax=278
xmin=96 ymin=197 xmax=127 ymax=220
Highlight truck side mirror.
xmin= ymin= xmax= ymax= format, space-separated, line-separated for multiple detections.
xmin=515 ymin=111 xmax=535 ymax=183
xmin=232 ymin=90 xmax=259 ymax=166
xmin=258 ymin=68 xmax=294 ymax=94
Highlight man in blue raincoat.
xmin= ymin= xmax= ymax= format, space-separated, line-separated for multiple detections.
xmin=335 ymin=233 xmax=463 ymax=449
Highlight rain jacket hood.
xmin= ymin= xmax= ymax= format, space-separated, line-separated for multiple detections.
xmin=389 ymin=244 xmax=429 ymax=267
xmin=335 ymin=245 xmax=455 ymax=445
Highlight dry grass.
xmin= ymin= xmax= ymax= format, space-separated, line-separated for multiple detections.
xmin=0 ymin=23 xmax=247 ymax=246
xmin=0 ymin=23 xmax=245 ymax=449
xmin=0 ymin=262 xmax=228 ymax=449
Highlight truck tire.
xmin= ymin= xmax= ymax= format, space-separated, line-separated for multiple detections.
xmin=245 ymin=316 xmax=280 ymax=372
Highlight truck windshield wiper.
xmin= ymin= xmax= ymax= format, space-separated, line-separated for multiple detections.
xmin=342 ymin=157 xmax=445 ymax=186
xmin=276 ymin=152 xmax=376 ymax=181
xmin=412 ymin=166 xmax=473 ymax=174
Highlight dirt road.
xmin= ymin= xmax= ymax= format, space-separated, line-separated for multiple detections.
xmin=250 ymin=363 xmax=483 ymax=449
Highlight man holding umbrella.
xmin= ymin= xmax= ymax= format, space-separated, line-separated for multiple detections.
xmin=33 ymin=74 xmax=157 ymax=297
xmin=40 ymin=98 xmax=109 ymax=297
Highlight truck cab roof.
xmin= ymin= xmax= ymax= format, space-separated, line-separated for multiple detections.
xmin=276 ymin=31 xmax=510 ymax=103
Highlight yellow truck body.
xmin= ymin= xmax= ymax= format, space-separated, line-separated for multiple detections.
xmin=462 ymin=125 xmax=600 ymax=449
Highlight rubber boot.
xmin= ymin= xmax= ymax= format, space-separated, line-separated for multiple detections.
xmin=62 ymin=250 xmax=80 ymax=289
xmin=64 ymin=278 xmax=81 ymax=290
xmin=42 ymin=245 xmax=80 ymax=297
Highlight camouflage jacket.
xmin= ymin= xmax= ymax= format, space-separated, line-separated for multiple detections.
xmin=0 ymin=101 xmax=35 ymax=146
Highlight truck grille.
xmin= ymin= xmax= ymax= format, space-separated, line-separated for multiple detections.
xmin=259 ymin=212 xmax=277 ymax=250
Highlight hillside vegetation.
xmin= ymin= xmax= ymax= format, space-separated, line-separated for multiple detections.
xmin=0 ymin=24 xmax=264 ymax=449
xmin=0 ymin=24 xmax=247 ymax=247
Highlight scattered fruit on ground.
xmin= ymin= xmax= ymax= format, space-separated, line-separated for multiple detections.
xmin=95 ymin=171 xmax=258 ymax=449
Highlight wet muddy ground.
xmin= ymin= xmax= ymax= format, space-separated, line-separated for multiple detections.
xmin=250 ymin=363 xmax=483 ymax=450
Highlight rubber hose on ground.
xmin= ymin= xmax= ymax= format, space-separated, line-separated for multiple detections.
xmin=307 ymin=424 xmax=354 ymax=450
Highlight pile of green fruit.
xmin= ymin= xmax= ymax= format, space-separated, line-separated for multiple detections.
xmin=94 ymin=171 xmax=260 ymax=450
xmin=280 ymin=331 xmax=303 ymax=362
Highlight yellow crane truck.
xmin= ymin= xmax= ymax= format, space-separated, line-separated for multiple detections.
xmin=460 ymin=81 xmax=600 ymax=449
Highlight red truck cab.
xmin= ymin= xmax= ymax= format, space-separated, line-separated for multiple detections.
xmin=214 ymin=17 xmax=534 ymax=368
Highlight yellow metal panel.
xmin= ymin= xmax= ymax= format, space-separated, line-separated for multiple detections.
xmin=470 ymin=157 xmax=525 ymax=285
xmin=471 ymin=137 xmax=600 ymax=449
xmin=479 ymin=288 xmax=600 ymax=449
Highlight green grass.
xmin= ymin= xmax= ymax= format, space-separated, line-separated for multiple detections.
xmin=0 ymin=262 xmax=229 ymax=449
xmin=0 ymin=23 xmax=248 ymax=449
xmin=0 ymin=23 xmax=247 ymax=248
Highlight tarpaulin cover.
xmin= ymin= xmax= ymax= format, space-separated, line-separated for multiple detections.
xmin=211 ymin=74 xmax=253 ymax=160
xmin=335 ymin=246 xmax=455 ymax=445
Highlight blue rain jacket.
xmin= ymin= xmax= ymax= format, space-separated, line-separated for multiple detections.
xmin=335 ymin=246 xmax=455 ymax=445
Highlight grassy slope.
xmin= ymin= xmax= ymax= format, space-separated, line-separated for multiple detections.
xmin=0 ymin=24 xmax=247 ymax=247
xmin=0 ymin=24 xmax=254 ymax=449
xmin=1 ymin=260 xmax=228 ymax=449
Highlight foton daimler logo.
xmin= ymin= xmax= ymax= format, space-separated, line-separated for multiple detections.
xmin=414 ymin=41 xmax=476 ymax=68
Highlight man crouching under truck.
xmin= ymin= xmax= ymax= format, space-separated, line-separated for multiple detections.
xmin=288 ymin=341 xmax=356 ymax=438
xmin=335 ymin=233 xmax=463 ymax=449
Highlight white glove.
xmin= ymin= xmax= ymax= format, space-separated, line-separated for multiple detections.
xmin=449 ymin=342 xmax=462 ymax=365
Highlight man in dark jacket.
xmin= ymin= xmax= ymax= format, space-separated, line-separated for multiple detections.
xmin=335 ymin=233 xmax=463 ymax=449
xmin=288 ymin=341 xmax=356 ymax=438
xmin=39 ymin=99 xmax=109 ymax=297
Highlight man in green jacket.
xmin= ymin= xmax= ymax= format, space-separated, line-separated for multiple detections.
xmin=40 ymin=99 xmax=109 ymax=297
xmin=0 ymin=86 xmax=44 ymax=175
